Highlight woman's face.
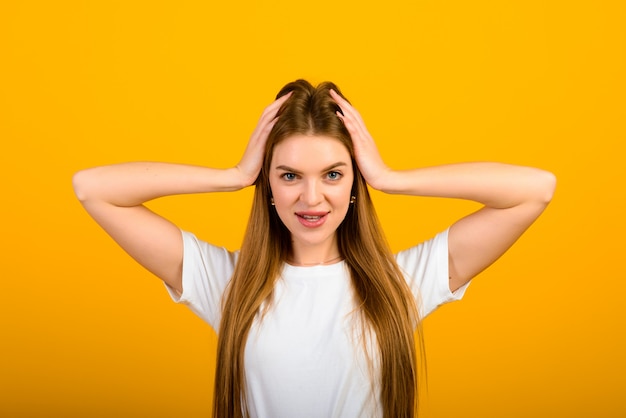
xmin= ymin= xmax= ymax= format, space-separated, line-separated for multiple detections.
xmin=269 ymin=134 xmax=354 ymax=258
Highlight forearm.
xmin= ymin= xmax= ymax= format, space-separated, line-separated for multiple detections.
xmin=73 ymin=162 xmax=247 ymax=207
xmin=376 ymin=162 xmax=556 ymax=208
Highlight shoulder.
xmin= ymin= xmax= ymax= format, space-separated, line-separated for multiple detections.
xmin=181 ymin=230 xmax=239 ymax=267
xmin=169 ymin=230 xmax=239 ymax=328
xmin=395 ymin=229 xmax=449 ymax=274
xmin=395 ymin=229 xmax=468 ymax=318
xmin=179 ymin=230 xmax=239 ymax=298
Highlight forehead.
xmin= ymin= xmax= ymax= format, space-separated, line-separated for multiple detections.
xmin=271 ymin=135 xmax=351 ymax=168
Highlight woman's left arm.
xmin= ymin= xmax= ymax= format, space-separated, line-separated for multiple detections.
xmin=331 ymin=90 xmax=556 ymax=292
xmin=378 ymin=163 xmax=556 ymax=292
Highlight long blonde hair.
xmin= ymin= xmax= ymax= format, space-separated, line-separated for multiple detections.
xmin=214 ymin=80 xmax=423 ymax=417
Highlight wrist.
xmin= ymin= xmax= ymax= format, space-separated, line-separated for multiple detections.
xmin=367 ymin=167 xmax=396 ymax=192
xmin=231 ymin=166 xmax=257 ymax=190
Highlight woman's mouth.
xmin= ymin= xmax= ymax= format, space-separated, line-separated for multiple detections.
xmin=296 ymin=212 xmax=329 ymax=228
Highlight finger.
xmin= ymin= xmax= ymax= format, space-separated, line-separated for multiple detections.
xmin=329 ymin=88 xmax=347 ymax=105
xmin=330 ymin=89 xmax=347 ymax=111
xmin=249 ymin=115 xmax=278 ymax=147
xmin=330 ymin=89 xmax=349 ymax=117
xmin=260 ymin=90 xmax=293 ymax=120
xmin=330 ymin=90 xmax=358 ymax=128
xmin=330 ymin=89 xmax=362 ymax=120
xmin=250 ymin=92 xmax=292 ymax=140
xmin=336 ymin=107 xmax=369 ymax=144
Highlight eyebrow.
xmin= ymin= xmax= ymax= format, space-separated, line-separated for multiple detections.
xmin=275 ymin=162 xmax=348 ymax=174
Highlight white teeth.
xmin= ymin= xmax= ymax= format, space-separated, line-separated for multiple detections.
xmin=301 ymin=215 xmax=321 ymax=220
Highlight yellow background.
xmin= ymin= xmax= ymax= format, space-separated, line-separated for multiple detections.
xmin=1 ymin=0 xmax=624 ymax=417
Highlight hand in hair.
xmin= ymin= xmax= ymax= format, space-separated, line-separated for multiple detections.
xmin=330 ymin=89 xmax=391 ymax=191
xmin=330 ymin=89 xmax=556 ymax=291
xmin=235 ymin=91 xmax=292 ymax=187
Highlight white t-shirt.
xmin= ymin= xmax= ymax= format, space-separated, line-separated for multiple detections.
xmin=166 ymin=229 xmax=469 ymax=418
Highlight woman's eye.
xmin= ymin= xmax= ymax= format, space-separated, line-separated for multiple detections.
xmin=282 ymin=173 xmax=297 ymax=181
xmin=327 ymin=171 xmax=342 ymax=180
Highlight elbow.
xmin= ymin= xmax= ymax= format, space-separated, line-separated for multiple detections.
xmin=72 ymin=168 xmax=95 ymax=203
xmin=536 ymin=169 xmax=557 ymax=205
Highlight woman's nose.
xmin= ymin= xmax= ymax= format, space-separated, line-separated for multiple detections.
xmin=300 ymin=180 xmax=322 ymax=206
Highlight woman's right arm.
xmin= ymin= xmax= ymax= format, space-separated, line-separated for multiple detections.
xmin=72 ymin=163 xmax=247 ymax=295
xmin=72 ymin=92 xmax=291 ymax=294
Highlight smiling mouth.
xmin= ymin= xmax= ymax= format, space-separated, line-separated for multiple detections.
xmin=299 ymin=214 xmax=322 ymax=220
xmin=295 ymin=212 xmax=329 ymax=228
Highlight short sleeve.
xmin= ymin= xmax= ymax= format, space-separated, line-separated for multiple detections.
xmin=164 ymin=230 xmax=238 ymax=330
xmin=395 ymin=229 xmax=470 ymax=318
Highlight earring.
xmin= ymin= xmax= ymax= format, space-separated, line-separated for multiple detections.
xmin=271 ymin=197 xmax=275 ymax=206
xmin=350 ymin=195 xmax=356 ymax=204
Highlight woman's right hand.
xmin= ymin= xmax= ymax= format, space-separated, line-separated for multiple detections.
xmin=235 ymin=92 xmax=292 ymax=187
xmin=72 ymin=92 xmax=291 ymax=294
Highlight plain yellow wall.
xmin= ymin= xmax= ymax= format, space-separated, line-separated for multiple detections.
xmin=1 ymin=0 xmax=625 ymax=417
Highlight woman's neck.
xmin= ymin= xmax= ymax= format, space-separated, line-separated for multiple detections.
xmin=286 ymin=254 xmax=343 ymax=267
xmin=287 ymin=240 xmax=342 ymax=266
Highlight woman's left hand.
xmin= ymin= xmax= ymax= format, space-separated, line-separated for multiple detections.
xmin=330 ymin=89 xmax=391 ymax=190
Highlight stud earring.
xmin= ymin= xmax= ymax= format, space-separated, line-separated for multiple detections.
xmin=350 ymin=195 xmax=356 ymax=204
xmin=271 ymin=197 xmax=275 ymax=206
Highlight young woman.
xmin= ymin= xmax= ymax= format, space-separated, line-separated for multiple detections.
xmin=73 ymin=79 xmax=556 ymax=418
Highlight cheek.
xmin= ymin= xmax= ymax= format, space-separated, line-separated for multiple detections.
xmin=334 ymin=184 xmax=354 ymax=208
xmin=269 ymin=178 xmax=284 ymax=202
xmin=269 ymin=188 xmax=297 ymax=223
xmin=270 ymin=186 xmax=295 ymax=206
